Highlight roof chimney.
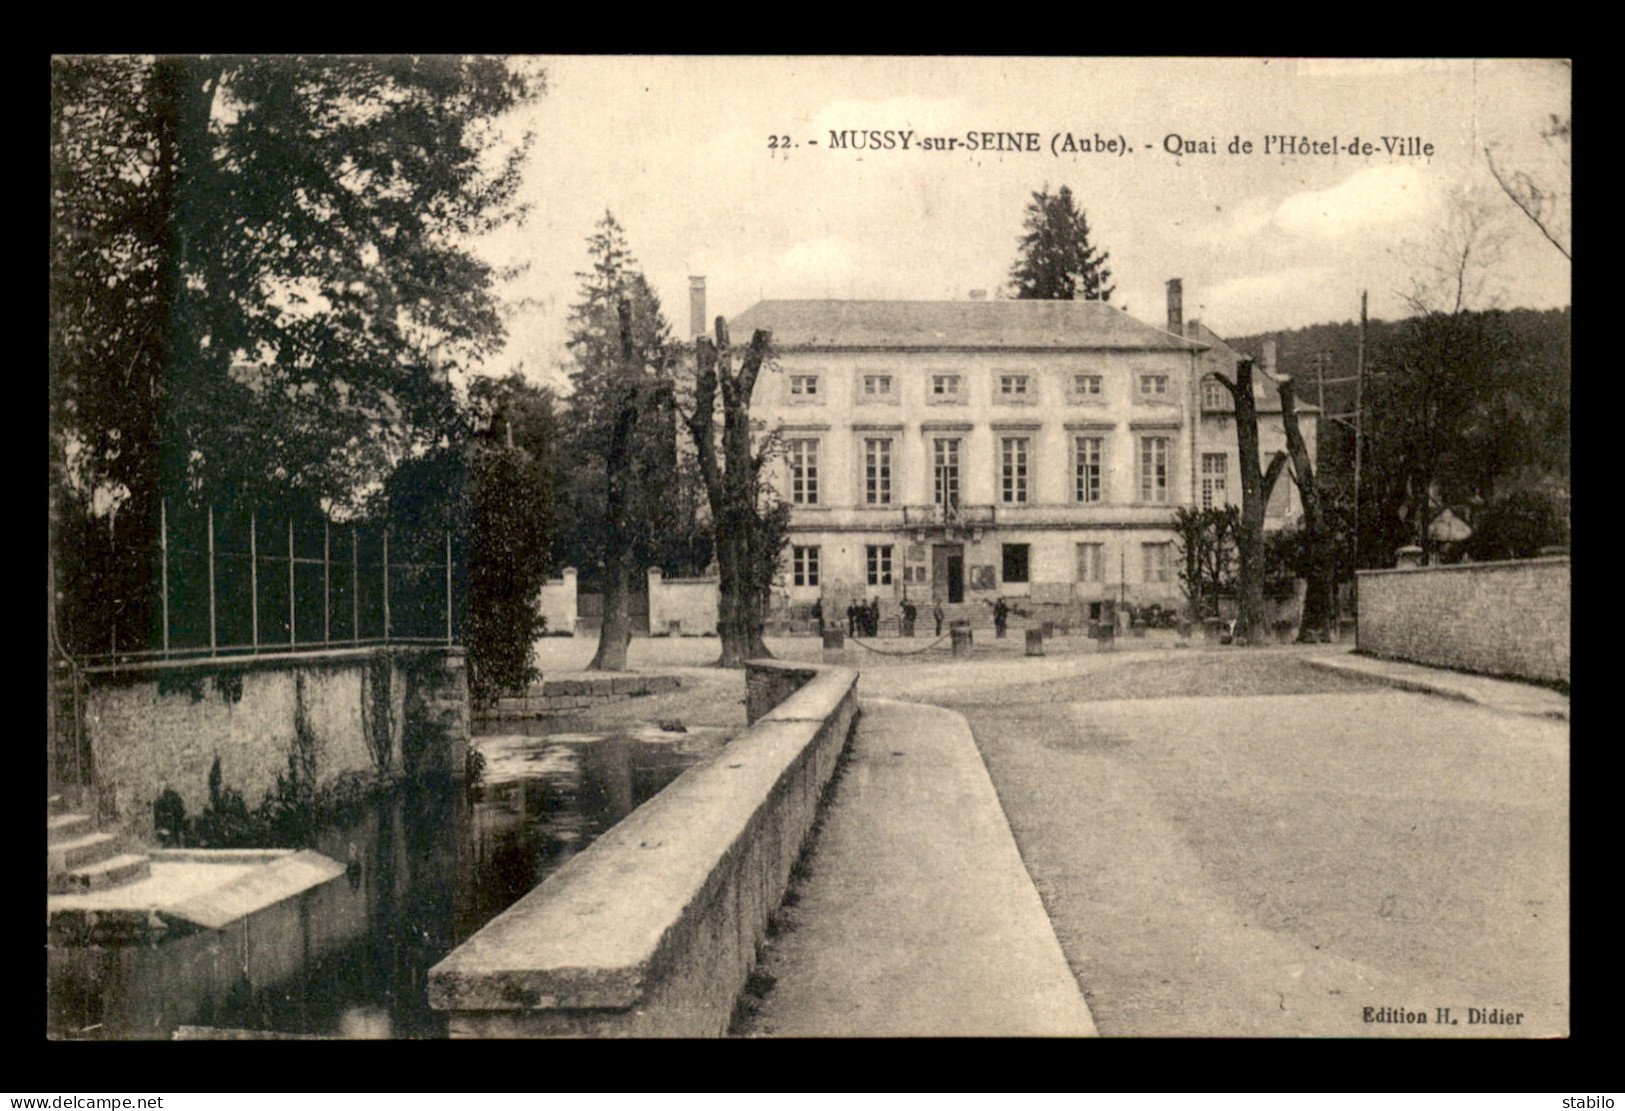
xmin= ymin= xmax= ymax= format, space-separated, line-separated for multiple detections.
xmin=1166 ymin=278 xmax=1183 ymax=335
xmin=689 ymin=276 xmax=706 ymax=340
xmin=968 ymin=289 xmax=988 ymax=301
xmin=1263 ymin=338 xmax=1278 ymax=377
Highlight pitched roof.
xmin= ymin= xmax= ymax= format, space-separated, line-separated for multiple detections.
xmin=726 ymin=299 xmax=1205 ymax=352
xmin=1187 ymin=320 xmax=1319 ymax=414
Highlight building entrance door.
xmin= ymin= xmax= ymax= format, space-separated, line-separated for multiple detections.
xmin=933 ymin=543 xmax=964 ymax=604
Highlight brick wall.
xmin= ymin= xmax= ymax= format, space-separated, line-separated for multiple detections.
xmin=1356 ymin=557 xmax=1569 ymax=685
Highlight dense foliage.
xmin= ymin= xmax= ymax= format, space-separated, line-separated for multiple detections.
xmin=554 ymin=213 xmax=712 ymax=588
xmin=50 ymin=54 xmax=542 ymax=657
xmin=1008 ymin=184 xmax=1115 ymax=301
xmin=1230 ymin=307 xmax=1569 ymax=568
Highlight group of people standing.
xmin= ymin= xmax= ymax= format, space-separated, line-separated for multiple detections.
xmin=846 ymin=597 xmax=882 ymax=637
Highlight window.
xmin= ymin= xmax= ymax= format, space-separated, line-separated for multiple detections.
xmin=866 ymin=544 xmax=893 ymax=586
xmin=861 ymin=374 xmax=893 ymax=398
xmin=1139 ymin=373 xmax=1170 ymax=399
xmin=1142 ymin=542 xmax=1172 ymax=584
xmin=933 ymin=437 xmax=960 ymax=508
xmin=864 ymin=438 xmax=893 ymax=505
xmin=1201 ymin=378 xmax=1229 ymax=410
xmin=789 ymin=374 xmax=819 ymax=397
xmin=1000 ymin=436 xmax=1029 ymax=503
xmin=1074 ymin=436 xmax=1103 ymax=503
xmin=999 ymin=374 xmax=1029 ymax=396
xmin=1139 ymin=435 xmax=1170 ymax=504
xmin=930 ymin=374 xmax=962 ymax=398
xmin=1073 ymin=374 xmax=1103 ymax=397
xmin=1202 ymin=452 xmax=1228 ymax=509
xmin=788 ymin=438 xmax=819 ymax=505
xmin=1002 ymin=543 xmax=1030 ymax=584
xmin=792 ymin=545 xmax=819 ymax=587
xmin=1076 ymin=542 xmax=1104 ymax=583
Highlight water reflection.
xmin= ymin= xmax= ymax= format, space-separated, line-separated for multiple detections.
xmin=47 ymin=726 xmax=729 ymax=1039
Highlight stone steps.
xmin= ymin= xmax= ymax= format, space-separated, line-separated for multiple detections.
xmin=47 ymin=812 xmax=95 ymax=846
xmin=52 ymin=853 xmax=152 ymax=894
xmin=48 ymin=831 xmax=118 ymax=874
xmin=46 ymin=796 xmax=152 ymax=896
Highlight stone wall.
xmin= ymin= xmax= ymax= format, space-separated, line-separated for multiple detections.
xmin=537 ymin=569 xmax=578 ymax=636
xmin=1356 ymin=557 xmax=1569 ymax=685
xmin=429 ymin=661 xmax=859 ymax=1037
xmin=79 ymin=647 xmax=468 ymax=840
xmin=647 ymin=569 xmax=719 ymax=636
xmin=488 ymin=674 xmax=681 ymax=719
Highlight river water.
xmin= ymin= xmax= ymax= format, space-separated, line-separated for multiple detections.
xmin=47 ymin=722 xmax=730 ymax=1039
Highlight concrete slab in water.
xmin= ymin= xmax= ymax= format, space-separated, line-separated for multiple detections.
xmin=48 ymin=848 xmax=346 ymax=940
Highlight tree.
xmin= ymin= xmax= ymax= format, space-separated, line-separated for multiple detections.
xmin=1363 ymin=310 xmax=1565 ymax=560
xmin=50 ymin=54 xmax=543 ymax=656
xmin=683 ymin=318 xmax=789 ymax=667
xmin=380 ymin=373 xmax=558 ymax=705
xmin=1398 ymin=185 xmax=1512 ymax=316
xmin=557 ymin=213 xmax=701 ymax=671
xmin=1173 ymin=505 xmax=1240 ymax=621
xmin=1485 ymin=68 xmax=1571 ymax=262
xmin=1206 ymin=356 xmax=1288 ymax=645
xmin=1274 ymin=371 xmax=1336 ymax=641
xmin=1008 ymin=185 xmax=1115 ymax=301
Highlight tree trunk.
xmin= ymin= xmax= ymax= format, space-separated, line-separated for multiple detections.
xmin=687 ymin=320 xmax=774 ymax=667
xmin=1278 ymin=377 xmax=1335 ymax=642
xmin=1218 ymin=357 xmax=1285 ymax=646
xmin=587 ymin=304 xmax=643 ymax=672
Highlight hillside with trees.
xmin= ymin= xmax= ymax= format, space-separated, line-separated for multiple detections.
xmin=1228 ymin=306 xmax=1569 ymax=567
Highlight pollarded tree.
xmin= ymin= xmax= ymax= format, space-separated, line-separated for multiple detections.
xmin=1206 ymin=356 xmax=1288 ymax=646
xmin=683 ymin=319 xmax=789 ymax=667
xmin=1008 ymin=185 xmax=1115 ymax=301
xmin=557 ymin=213 xmax=703 ymax=671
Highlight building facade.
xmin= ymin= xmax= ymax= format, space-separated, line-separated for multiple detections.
xmin=724 ymin=282 xmax=1314 ymax=623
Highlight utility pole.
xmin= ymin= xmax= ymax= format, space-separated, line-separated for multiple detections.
xmin=1354 ymin=289 xmax=1366 ymax=565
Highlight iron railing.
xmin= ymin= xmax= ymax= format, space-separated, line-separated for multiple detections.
xmin=65 ymin=501 xmax=463 ymax=670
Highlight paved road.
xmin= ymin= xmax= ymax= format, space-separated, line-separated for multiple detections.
xmin=939 ymin=676 xmax=1569 ymax=1037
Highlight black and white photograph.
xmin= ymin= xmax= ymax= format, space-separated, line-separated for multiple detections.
xmin=47 ymin=55 xmax=1570 ymax=1042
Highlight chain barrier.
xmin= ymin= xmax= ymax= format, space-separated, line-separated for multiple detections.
xmin=835 ymin=632 xmax=954 ymax=657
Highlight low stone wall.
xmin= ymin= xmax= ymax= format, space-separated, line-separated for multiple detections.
xmin=75 ymin=646 xmax=468 ymax=841
xmin=647 ymin=569 xmax=719 ymax=636
xmin=429 ymin=660 xmax=859 ymax=1037
xmin=488 ymin=674 xmax=681 ymax=719
xmin=1356 ymin=556 xmax=1569 ymax=685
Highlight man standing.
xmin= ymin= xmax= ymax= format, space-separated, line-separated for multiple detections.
xmin=933 ymin=597 xmax=945 ymax=637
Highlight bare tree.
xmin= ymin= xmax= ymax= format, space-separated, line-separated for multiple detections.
xmin=586 ymin=302 xmax=659 ymax=672
xmin=1207 ymin=356 xmax=1288 ymax=646
xmin=683 ymin=317 xmax=788 ymax=667
xmin=1399 ymin=185 xmax=1512 ymax=316
xmin=1274 ymin=371 xmax=1335 ymax=642
xmin=1484 ymin=66 xmax=1571 ymax=262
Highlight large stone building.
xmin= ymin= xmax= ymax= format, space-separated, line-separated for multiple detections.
xmin=720 ymin=281 xmax=1315 ymax=625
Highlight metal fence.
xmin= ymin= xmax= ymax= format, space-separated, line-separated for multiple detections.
xmin=70 ymin=501 xmax=464 ymax=669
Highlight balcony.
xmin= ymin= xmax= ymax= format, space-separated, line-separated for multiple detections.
xmin=901 ymin=503 xmax=995 ymax=540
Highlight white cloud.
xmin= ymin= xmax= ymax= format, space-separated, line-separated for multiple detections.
xmin=1273 ymin=165 xmax=1435 ymax=240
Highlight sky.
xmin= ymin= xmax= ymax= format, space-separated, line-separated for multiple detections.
xmin=466 ymin=57 xmax=1571 ymax=391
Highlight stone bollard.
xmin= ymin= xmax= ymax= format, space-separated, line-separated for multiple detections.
xmin=1025 ymin=628 xmax=1045 ymax=656
xmin=951 ymin=627 xmax=973 ymax=657
xmin=822 ymin=627 xmax=845 ymax=663
xmin=1096 ymin=622 xmax=1115 ymax=650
